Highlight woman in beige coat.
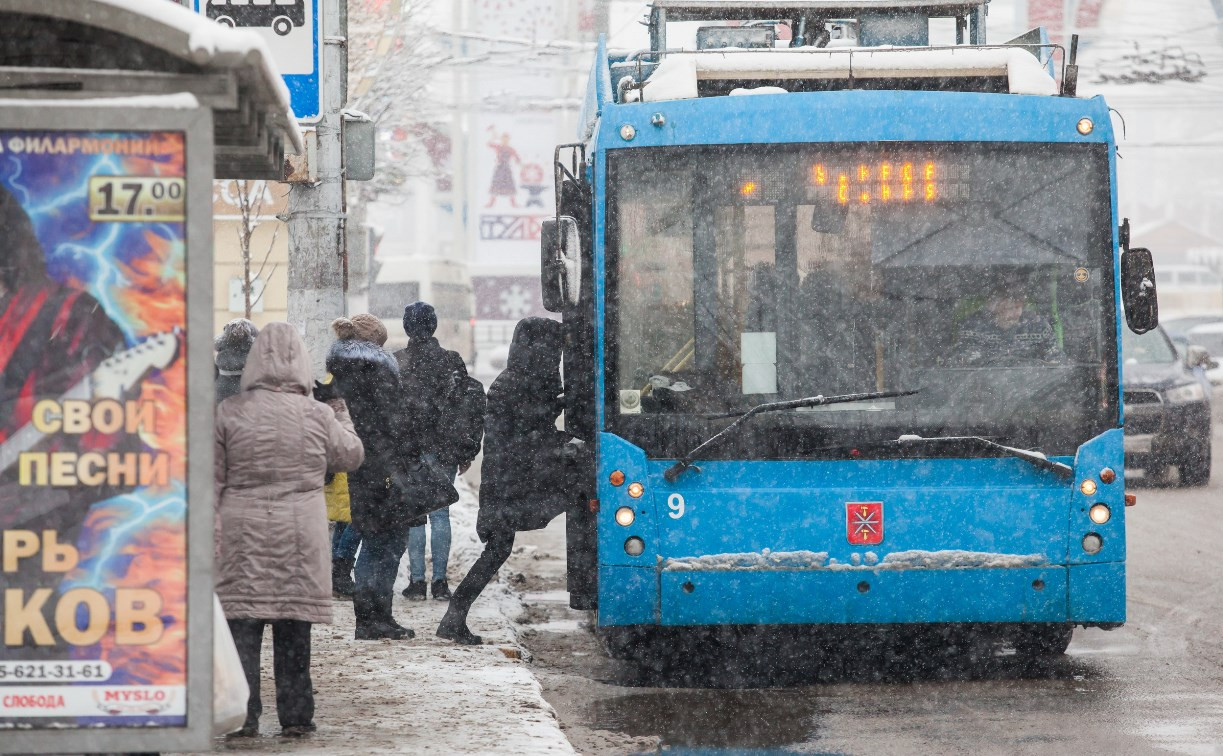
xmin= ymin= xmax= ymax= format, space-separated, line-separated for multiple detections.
xmin=215 ymin=322 xmax=364 ymax=737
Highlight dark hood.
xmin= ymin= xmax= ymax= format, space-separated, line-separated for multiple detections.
xmin=506 ymin=317 xmax=562 ymax=385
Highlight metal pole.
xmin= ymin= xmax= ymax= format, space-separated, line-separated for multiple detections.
xmin=453 ymin=0 xmax=471 ymax=351
xmin=288 ymin=0 xmax=348 ymax=376
xmin=594 ymin=0 xmax=611 ymax=36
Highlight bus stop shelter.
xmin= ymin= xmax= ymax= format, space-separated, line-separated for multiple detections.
xmin=0 ymin=1 xmax=300 ymax=752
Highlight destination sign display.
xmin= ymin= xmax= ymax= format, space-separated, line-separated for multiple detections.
xmin=732 ymin=157 xmax=971 ymax=206
xmin=811 ymin=160 xmax=971 ymax=204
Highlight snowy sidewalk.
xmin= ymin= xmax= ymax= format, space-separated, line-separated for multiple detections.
xmin=199 ymin=479 xmax=575 ymax=755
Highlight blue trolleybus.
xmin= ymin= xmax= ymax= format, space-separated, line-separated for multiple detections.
xmin=543 ymin=0 xmax=1159 ymax=659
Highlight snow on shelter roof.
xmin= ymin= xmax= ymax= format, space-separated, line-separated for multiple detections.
xmin=0 ymin=0 xmax=303 ymax=178
xmin=637 ymin=46 xmax=1058 ymax=101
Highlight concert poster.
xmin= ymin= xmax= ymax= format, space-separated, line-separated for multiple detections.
xmin=0 ymin=130 xmax=189 ymax=727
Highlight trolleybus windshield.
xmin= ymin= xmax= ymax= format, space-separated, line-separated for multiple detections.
xmin=607 ymin=142 xmax=1117 ymax=460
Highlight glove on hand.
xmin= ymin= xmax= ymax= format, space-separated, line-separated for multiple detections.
xmin=560 ymin=437 xmax=589 ymax=463
xmin=313 ymin=380 xmax=339 ymax=403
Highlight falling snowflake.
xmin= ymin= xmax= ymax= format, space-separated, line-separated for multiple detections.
xmin=499 ymin=284 xmax=531 ymax=318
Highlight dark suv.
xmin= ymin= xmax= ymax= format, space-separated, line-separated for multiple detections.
xmin=1122 ymin=325 xmax=1213 ymax=486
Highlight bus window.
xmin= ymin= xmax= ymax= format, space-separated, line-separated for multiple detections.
xmin=614 ymin=166 xmax=695 ymax=408
xmin=713 ymin=204 xmax=776 ymax=394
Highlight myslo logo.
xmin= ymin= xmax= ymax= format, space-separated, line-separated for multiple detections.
xmin=93 ymin=687 xmax=176 ymax=716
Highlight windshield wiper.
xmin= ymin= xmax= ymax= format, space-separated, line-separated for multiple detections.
xmin=663 ymin=390 xmax=920 ymax=482
xmin=895 ymin=434 xmax=1074 ymax=480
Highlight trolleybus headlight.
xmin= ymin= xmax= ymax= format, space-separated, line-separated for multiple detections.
xmin=1077 ymin=117 xmax=1094 ymax=135
xmin=625 ymin=537 xmax=645 ymax=556
xmin=615 ymin=506 xmax=636 ymax=527
xmin=1082 ymin=533 xmax=1103 ymax=554
xmin=627 ymin=482 xmax=644 ymax=498
xmin=1080 ymin=479 xmax=1097 ymax=496
xmin=1089 ymin=504 xmax=1111 ymax=525
xmin=609 ymin=470 xmax=626 ymax=487
xmin=620 ymin=124 xmax=636 ymax=141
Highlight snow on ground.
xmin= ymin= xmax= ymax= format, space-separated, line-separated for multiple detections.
xmin=188 ymin=478 xmax=574 ymax=755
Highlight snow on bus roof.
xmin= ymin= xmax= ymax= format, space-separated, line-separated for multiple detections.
xmin=637 ymin=46 xmax=1058 ymax=101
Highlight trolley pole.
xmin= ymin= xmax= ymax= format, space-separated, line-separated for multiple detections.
xmin=288 ymin=0 xmax=348 ymax=375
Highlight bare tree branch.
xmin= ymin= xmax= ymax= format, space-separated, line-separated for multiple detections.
xmin=229 ymin=178 xmax=284 ymax=319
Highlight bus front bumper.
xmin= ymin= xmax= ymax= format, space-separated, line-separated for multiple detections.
xmin=597 ymin=562 xmax=1124 ymax=627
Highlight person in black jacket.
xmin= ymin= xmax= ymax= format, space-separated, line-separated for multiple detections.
xmin=214 ymin=318 xmax=258 ymax=404
xmin=437 ymin=317 xmax=584 ymax=645
xmin=395 ymin=302 xmax=473 ymax=602
xmin=325 ymin=314 xmax=419 ymax=641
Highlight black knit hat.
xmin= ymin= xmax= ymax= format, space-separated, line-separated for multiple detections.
xmin=402 ymin=301 xmax=437 ymax=340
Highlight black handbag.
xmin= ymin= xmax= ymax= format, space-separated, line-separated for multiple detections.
xmin=386 ymin=455 xmax=459 ymax=523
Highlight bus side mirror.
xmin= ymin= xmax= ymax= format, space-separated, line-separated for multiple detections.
xmin=1121 ymin=247 xmax=1158 ymax=334
xmin=541 ymin=216 xmax=582 ymax=312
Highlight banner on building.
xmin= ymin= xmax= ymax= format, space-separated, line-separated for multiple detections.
xmin=473 ymin=113 xmax=559 ymax=266
xmin=473 ymin=275 xmax=551 ymax=321
xmin=0 ymin=128 xmax=191 ymax=728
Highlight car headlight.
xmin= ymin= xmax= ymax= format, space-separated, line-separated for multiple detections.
xmin=1166 ymin=381 xmax=1206 ymax=403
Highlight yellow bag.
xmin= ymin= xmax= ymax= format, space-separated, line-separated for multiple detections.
xmin=321 ymin=373 xmax=352 ymax=523
xmin=325 ymin=472 xmax=351 ymax=522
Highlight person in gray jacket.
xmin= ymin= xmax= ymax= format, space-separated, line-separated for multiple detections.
xmin=215 ymin=322 xmax=365 ymax=737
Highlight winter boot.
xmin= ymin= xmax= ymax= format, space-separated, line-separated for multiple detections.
xmin=431 ymin=579 xmax=452 ymax=601
xmin=332 ymin=558 xmax=355 ymax=599
xmin=401 ymin=580 xmax=427 ymax=601
xmin=352 ymin=590 xmax=376 ymax=640
xmin=353 ymin=591 xmax=407 ymax=640
xmin=376 ymin=591 xmax=415 ymax=639
xmin=279 ymin=723 xmax=317 ymax=737
xmin=436 ymin=604 xmax=482 ymax=646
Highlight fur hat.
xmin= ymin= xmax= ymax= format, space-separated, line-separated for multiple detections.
xmin=331 ymin=313 xmax=387 ymax=346
xmin=402 ymin=301 xmax=438 ymax=340
xmin=214 ymin=318 xmax=259 ymax=354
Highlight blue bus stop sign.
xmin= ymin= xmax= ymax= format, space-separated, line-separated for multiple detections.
xmin=192 ymin=0 xmax=322 ymax=122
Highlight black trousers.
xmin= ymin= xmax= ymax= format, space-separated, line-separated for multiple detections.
xmin=227 ymin=618 xmax=314 ymax=729
xmin=449 ymin=530 xmax=516 ymax=622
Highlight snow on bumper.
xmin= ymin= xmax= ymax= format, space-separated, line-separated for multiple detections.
xmin=659 ymin=549 xmax=1048 ymax=572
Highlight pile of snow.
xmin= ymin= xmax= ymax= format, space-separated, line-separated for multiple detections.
xmin=878 ymin=549 xmax=1047 ymax=570
xmin=640 ymin=46 xmax=1058 ymax=102
xmin=662 ymin=548 xmax=1047 ymax=572
xmin=730 ymin=86 xmax=789 ymax=96
xmin=662 ymin=549 xmax=830 ymax=571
